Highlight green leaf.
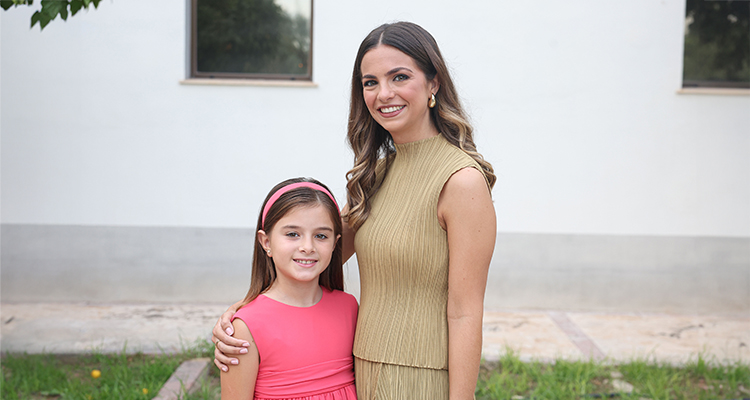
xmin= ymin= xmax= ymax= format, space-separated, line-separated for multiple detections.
xmin=70 ymin=0 xmax=83 ymax=15
xmin=39 ymin=11 xmax=51 ymax=29
xmin=40 ymin=0 xmax=65 ymax=19
xmin=91 ymin=0 xmax=100 ymax=8
xmin=0 ymin=0 xmax=31 ymax=10
xmin=30 ymin=9 xmax=40 ymax=27
xmin=59 ymin=3 xmax=68 ymax=20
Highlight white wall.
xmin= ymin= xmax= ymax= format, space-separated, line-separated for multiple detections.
xmin=2 ymin=0 xmax=749 ymax=237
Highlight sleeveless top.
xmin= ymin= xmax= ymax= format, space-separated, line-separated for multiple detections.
xmin=352 ymin=134 xmax=487 ymax=370
xmin=232 ymin=288 xmax=358 ymax=399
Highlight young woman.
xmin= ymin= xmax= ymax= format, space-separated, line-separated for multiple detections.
xmin=215 ymin=22 xmax=496 ymax=400
xmin=220 ymin=178 xmax=357 ymax=400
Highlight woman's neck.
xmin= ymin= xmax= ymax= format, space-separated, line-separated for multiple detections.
xmin=389 ymin=122 xmax=440 ymax=144
xmin=264 ymin=280 xmax=323 ymax=307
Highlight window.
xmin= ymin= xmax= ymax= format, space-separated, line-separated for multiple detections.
xmin=683 ymin=0 xmax=750 ymax=89
xmin=190 ymin=0 xmax=313 ymax=80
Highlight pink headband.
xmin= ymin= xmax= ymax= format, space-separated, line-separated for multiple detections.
xmin=262 ymin=182 xmax=340 ymax=228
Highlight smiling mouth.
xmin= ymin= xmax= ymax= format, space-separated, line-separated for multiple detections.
xmin=295 ymin=259 xmax=317 ymax=265
xmin=379 ymin=105 xmax=405 ymax=114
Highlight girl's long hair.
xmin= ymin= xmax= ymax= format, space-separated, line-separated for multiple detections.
xmin=344 ymin=21 xmax=496 ymax=231
xmin=239 ymin=177 xmax=344 ymax=307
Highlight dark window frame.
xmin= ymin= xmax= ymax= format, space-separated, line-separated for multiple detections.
xmin=189 ymin=0 xmax=314 ymax=81
xmin=682 ymin=0 xmax=750 ymax=89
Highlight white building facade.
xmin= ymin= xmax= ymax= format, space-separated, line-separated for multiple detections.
xmin=2 ymin=0 xmax=748 ymax=314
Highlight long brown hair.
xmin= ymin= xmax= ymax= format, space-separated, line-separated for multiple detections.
xmin=239 ymin=177 xmax=344 ymax=307
xmin=344 ymin=21 xmax=496 ymax=231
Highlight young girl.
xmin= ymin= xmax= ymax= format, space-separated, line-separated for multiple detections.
xmin=220 ymin=177 xmax=358 ymax=400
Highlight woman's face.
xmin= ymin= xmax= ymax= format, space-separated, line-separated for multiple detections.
xmin=360 ymin=45 xmax=439 ymax=142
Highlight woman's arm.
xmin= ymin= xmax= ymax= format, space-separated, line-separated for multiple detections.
xmin=212 ymin=300 xmax=250 ymax=372
xmin=438 ymin=167 xmax=495 ymax=400
xmin=220 ymin=318 xmax=259 ymax=400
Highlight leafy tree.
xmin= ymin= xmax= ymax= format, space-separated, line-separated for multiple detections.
xmin=0 ymin=0 xmax=102 ymax=31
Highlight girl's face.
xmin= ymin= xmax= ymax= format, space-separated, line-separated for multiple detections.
xmin=258 ymin=204 xmax=339 ymax=287
xmin=360 ymin=44 xmax=439 ymax=142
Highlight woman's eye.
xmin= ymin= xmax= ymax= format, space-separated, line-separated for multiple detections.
xmin=394 ymin=74 xmax=408 ymax=82
xmin=363 ymin=79 xmax=376 ymax=87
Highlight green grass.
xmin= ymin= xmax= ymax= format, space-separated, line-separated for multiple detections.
xmin=1 ymin=339 xmax=214 ymax=400
xmin=476 ymin=349 xmax=750 ymax=400
xmin=3 ymin=344 xmax=748 ymax=400
xmin=616 ymin=354 xmax=750 ymax=400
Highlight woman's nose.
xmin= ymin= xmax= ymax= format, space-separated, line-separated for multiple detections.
xmin=378 ymin=84 xmax=395 ymax=102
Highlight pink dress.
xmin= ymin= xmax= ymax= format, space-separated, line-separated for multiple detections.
xmin=232 ymin=288 xmax=358 ymax=400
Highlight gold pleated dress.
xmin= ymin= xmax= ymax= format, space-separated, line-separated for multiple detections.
xmin=352 ymin=134 xmax=485 ymax=399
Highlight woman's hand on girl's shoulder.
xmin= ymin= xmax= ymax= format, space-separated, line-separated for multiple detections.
xmin=212 ymin=301 xmax=251 ymax=372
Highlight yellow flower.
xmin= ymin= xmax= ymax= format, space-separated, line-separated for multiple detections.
xmin=142 ymin=388 xmax=149 ymax=395
xmin=91 ymin=369 xmax=101 ymax=379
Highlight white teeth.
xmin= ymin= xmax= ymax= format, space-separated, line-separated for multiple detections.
xmin=296 ymin=260 xmax=315 ymax=265
xmin=380 ymin=105 xmax=404 ymax=113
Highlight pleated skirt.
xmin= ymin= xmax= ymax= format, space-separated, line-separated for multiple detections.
xmin=354 ymin=357 xmax=449 ymax=400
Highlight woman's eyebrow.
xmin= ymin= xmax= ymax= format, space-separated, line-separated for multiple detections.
xmin=386 ymin=67 xmax=413 ymax=75
xmin=362 ymin=67 xmax=414 ymax=80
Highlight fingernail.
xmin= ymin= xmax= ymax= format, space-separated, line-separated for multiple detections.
xmin=231 ymin=359 xmax=239 ymax=365
xmin=226 ymin=328 xmax=233 ymax=335
xmin=240 ymin=348 xmax=248 ymax=354
xmin=242 ymin=342 xmax=250 ymax=347
xmin=222 ymin=366 xmax=228 ymax=372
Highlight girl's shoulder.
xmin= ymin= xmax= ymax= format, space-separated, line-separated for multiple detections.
xmin=325 ymin=289 xmax=359 ymax=309
xmin=232 ymin=295 xmax=274 ymax=321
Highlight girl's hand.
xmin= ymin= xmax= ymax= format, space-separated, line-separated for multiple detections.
xmin=212 ymin=302 xmax=250 ymax=372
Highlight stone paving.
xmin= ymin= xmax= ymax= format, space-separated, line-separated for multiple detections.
xmin=1 ymin=303 xmax=748 ymax=366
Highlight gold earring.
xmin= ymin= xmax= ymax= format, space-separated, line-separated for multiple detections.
xmin=428 ymin=93 xmax=436 ymax=108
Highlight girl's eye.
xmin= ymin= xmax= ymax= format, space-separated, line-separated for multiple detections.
xmin=362 ymin=79 xmax=377 ymax=87
xmin=315 ymin=233 xmax=329 ymax=240
xmin=394 ymin=74 xmax=409 ymax=82
xmin=286 ymin=232 xmax=300 ymax=238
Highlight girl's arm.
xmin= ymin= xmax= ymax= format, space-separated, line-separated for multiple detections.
xmin=212 ymin=300 xmax=251 ymax=372
xmin=220 ymin=318 xmax=260 ymax=400
xmin=438 ymin=167 xmax=495 ymax=400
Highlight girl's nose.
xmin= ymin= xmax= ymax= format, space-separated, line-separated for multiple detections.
xmin=299 ymin=237 xmax=315 ymax=253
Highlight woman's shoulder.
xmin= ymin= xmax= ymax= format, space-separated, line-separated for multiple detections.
xmin=436 ymin=136 xmax=479 ymax=163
